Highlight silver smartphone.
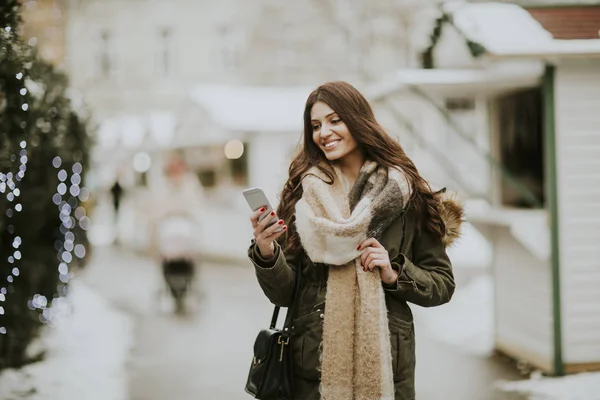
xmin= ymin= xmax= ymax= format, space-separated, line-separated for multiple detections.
xmin=242 ymin=187 xmax=283 ymax=233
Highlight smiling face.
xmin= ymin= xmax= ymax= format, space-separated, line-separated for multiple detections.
xmin=310 ymin=101 xmax=361 ymax=162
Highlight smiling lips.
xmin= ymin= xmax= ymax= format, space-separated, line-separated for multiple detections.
xmin=322 ymin=139 xmax=341 ymax=150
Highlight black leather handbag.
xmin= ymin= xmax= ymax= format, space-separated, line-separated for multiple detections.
xmin=245 ymin=269 xmax=301 ymax=400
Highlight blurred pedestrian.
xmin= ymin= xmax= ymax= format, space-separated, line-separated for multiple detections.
xmin=152 ymin=154 xmax=205 ymax=312
xmin=247 ymin=81 xmax=463 ymax=399
xmin=153 ymin=154 xmax=205 ymax=225
xmin=110 ymin=180 xmax=123 ymax=218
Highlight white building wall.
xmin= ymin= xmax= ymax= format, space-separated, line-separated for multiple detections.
xmin=492 ymin=224 xmax=554 ymax=371
xmin=64 ymin=0 xmax=253 ymax=116
xmin=555 ymin=58 xmax=600 ymax=365
xmin=64 ymin=0 xmax=435 ymax=115
xmin=247 ymin=132 xmax=300 ymax=205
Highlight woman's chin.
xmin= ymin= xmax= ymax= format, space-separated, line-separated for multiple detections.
xmin=323 ymin=149 xmax=344 ymax=161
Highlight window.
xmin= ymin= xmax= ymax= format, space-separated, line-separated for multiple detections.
xmin=100 ymin=30 xmax=112 ymax=78
xmin=158 ymin=27 xmax=172 ymax=77
xmin=444 ymin=97 xmax=477 ymax=144
xmin=273 ymin=22 xmax=302 ymax=82
xmin=445 ymin=97 xmax=475 ymax=111
xmin=497 ymin=88 xmax=544 ymax=208
xmin=218 ymin=24 xmax=239 ymax=70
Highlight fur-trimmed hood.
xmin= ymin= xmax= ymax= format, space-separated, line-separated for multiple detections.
xmin=435 ymin=188 xmax=464 ymax=248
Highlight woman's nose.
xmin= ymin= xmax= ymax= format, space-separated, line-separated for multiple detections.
xmin=320 ymin=124 xmax=332 ymax=137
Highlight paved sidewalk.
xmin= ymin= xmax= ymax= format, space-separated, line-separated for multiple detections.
xmin=80 ymin=245 xmax=524 ymax=400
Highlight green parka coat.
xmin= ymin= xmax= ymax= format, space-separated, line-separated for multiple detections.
xmin=248 ymin=193 xmax=463 ymax=400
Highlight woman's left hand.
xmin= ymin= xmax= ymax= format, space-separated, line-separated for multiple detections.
xmin=358 ymin=238 xmax=399 ymax=285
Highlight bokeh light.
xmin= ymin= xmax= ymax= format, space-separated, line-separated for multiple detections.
xmin=224 ymin=140 xmax=244 ymax=159
xmin=133 ymin=152 xmax=152 ymax=173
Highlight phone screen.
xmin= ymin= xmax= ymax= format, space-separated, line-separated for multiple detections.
xmin=243 ymin=188 xmax=282 ymax=231
xmin=244 ymin=189 xmax=270 ymax=210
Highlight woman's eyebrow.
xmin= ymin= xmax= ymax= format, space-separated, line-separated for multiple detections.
xmin=311 ymin=112 xmax=336 ymax=122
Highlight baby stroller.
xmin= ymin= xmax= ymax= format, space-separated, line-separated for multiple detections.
xmin=155 ymin=213 xmax=199 ymax=314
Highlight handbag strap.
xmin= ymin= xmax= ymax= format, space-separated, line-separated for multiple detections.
xmin=268 ymin=262 xmax=302 ymax=330
xmin=269 ymin=306 xmax=280 ymax=329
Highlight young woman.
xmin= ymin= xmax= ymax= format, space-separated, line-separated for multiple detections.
xmin=247 ymin=81 xmax=462 ymax=400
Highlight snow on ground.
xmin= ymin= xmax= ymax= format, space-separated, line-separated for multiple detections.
xmin=496 ymin=372 xmax=600 ymax=400
xmin=0 ymin=280 xmax=134 ymax=400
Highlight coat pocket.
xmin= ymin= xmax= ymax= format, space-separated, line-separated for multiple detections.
xmin=388 ymin=314 xmax=415 ymax=382
xmin=291 ymin=307 xmax=324 ymax=381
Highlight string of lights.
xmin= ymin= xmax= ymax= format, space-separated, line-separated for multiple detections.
xmin=26 ymin=158 xmax=90 ymax=325
xmin=0 ymin=70 xmax=29 ymax=336
xmin=0 ymin=69 xmax=89 ymax=332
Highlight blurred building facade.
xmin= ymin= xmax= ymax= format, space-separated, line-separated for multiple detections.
xmin=18 ymin=0 xmax=444 ymax=250
xmin=54 ymin=0 xmax=439 ymax=193
xmin=20 ymin=0 xmax=497 ymax=260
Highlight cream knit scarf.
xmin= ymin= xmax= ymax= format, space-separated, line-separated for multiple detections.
xmin=295 ymin=160 xmax=411 ymax=400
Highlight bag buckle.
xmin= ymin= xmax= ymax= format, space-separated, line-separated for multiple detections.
xmin=277 ymin=336 xmax=290 ymax=362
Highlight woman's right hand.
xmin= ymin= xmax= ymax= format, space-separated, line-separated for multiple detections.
xmin=250 ymin=208 xmax=287 ymax=258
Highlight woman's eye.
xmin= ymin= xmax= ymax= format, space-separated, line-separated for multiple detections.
xmin=331 ymin=119 xmax=341 ymax=124
xmin=312 ymin=125 xmax=320 ymax=131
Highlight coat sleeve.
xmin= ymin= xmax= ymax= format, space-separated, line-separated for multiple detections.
xmin=383 ymin=227 xmax=456 ymax=308
xmin=247 ymin=240 xmax=297 ymax=307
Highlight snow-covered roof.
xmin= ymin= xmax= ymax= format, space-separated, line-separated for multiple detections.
xmin=190 ymin=85 xmax=313 ymax=133
xmin=446 ymin=2 xmax=554 ymax=55
xmin=446 ymin=2 xmax=600 ymax=58
xmin=489 ymin=39 xmax=600 ymax=58
xmin=365 ymin=65 xmax=543 ymax=98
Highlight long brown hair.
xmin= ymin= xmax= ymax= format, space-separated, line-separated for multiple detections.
xmin=276 ymin=81 xmax=444 ymax=255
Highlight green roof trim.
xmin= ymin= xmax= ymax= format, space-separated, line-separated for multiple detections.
xmin=543 ymin=64 xmax=564 ymax=376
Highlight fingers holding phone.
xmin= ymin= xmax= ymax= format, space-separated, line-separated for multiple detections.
xmin=244 ymin=188 xmax=287 ymax=258
xmin=249 ymin=207 xmax=287 ymax=257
